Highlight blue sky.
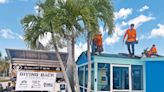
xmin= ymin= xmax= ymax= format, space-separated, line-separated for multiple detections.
xmin=0 ymin=0 xmax=164 ymax=57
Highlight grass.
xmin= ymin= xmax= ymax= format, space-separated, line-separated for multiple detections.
xmin=0 ymin=79 xmax=10 ymax=82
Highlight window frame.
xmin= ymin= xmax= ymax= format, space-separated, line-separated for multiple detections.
xmin=97 ymin=63 xmax=111 ymax=91
xmin=111 ymin=64 xmax=132 ymax=92
xmin=131 ymin=65 xmax=144 ymax=91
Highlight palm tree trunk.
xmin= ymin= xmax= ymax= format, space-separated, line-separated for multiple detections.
xmin=53 ymin=41 xmax=72 ymax=92
xmin=67 ymin=39 xmax=75 ymax=92
xmin=87 ymin=32 xmax=91 ymax=92
xmin=71 ymin=36 xmax=80 ymax=92
xmin=50 ymin=22 xmax=72 ymax=92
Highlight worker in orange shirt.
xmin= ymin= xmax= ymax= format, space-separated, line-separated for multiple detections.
xmin=146 ymin=44 xmax=158 ymax=57
xmin=123 ymin=24 xmax=137 ymax=57
xmin=92 ymin=34 xmax=103 ymax=55
xmin=95 ymin=34 xmax=103 ymax=47
xmin=150 ymin=44 xmax=157 ymax=54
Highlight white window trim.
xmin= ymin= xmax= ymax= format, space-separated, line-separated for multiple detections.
xmin=111 ymin=64 xmax=131 ymax=92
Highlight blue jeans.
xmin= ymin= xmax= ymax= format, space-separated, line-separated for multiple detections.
xmin=126 ymin=42 xmax=135 ymax=55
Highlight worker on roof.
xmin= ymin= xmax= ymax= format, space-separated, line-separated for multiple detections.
xmin=150 ymin=44 xmax=158 ymax=54
xmin=146 ymin=44 xmax=158 ymax=57
xmin=95 ymin=34 xmax=103 ymax=47
xmin=123 ymin=24 xmax=138 ymax=57
xmin=92 ymin=33 xmax=103 ymax=55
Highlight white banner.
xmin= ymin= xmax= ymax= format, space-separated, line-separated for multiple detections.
xmin=16 ymin=71 xmax=56 ymax=91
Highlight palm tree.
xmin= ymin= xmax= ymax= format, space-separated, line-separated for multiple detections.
xmin=21 ymin=4 xmax=72 ymax=92
xmin=41 ymin=1 xmax=114 ymax=92
xmin=22 ymin=1 xmax=114 ymax=92
xmin=78 ymin=0 xmax=114 ymax=91
xmin=41 ymin=0 xmax=84 ymax=91
xmin=21 ymin=0 xmax=83 ymax=91
xmin=0 ymin=61 xmax=10 ymax=76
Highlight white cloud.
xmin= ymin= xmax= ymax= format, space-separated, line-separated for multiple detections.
xmin=39 ymin=32 xmax=88 ymax=61
xmin=139 ymin=5 xmax=149 ymax=12
xmin=149 ymin=24 xmax=164 ymax=38
xmin=139 ymin=35 xmax=146 ymax=40
xmin=38 ymin=32 xmax=88 ymax=61
xmin=0 ymin=29 xmax=15 ymax=39
xmin=105 ymin=34 xmax=119 ymax=45
xmin=128 ymin=14 xmax=154 ymax=28
xmin=139 ymin=34 xmax=148 ymax=40
xmin=75 ymin=43 xmax=87 ymax=60
xmin=0 ymin=0 xmax=29 ymax=4
xmin=105 ymin=24 xmax=126 ymax=45
xmin=114 ymin=8 xmax=133 ymax=20
xmin=34 ymin=5 xmax=44 ymax=16
xmin=0 ymin=0 xmax=8 ymax=4
xmin=121 ymin=21 xmax=128 ymax=26
xmin=39 ymin=32 xmax=52 ymax=47
xmin=0 ymin=29 xmax=23 ymax=39
xmin=105 ymin=14 xmax=154 ymax=45
xmin=16 ymin=33 xmax=24 ymax=40
xmin=103 ymin=8 xmax=134 ymax=45
xmin=59 ymin=42 xmax=87 ymax=61
xmin=34 ymin=5 xmax=40 ymax=14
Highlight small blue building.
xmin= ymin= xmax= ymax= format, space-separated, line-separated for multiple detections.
xmin=76 ymin=52 xmax=164 ymax=92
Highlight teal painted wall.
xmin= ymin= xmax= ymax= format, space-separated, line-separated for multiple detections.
xmin=93 ymin=56 xmax=145 ymax=92
xmin=77 ymin=53 xmax=164 ymax=92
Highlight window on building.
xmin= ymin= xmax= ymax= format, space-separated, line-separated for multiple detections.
xmin=85 ymin=65 xmax=88 ymax=87
xmin=113 ymin=67 xmax=129 ymax=90
xmin=91 ymin=64 xmax=94 ymax=90
xmin=80 ymin=87 xmax=83 ymax=92
xmin=78 ymin=66 xmax=84 ymax=86
xmin=82 ymin=63 xmax=94 ymax=91
xmin=97 ymin=63 xmax=110 ymax=91
xmin=132 ymin=65 xmax=143 ymax=90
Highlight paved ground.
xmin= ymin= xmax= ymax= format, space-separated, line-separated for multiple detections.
xmin=0 ymin=77 xmax=10 ymax=89
xmin=0 ymin=81 xmax=8 ymax=89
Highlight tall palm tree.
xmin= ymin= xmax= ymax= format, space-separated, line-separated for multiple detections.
xmin=22 ymin=1 xmax=114 ymax=92
xmin=21 ymin=0 xmax=83 ymax=91
xmin=79 ymin=0 xmax=114 ymax=91
xmin=41 ymin=0 xmax=84 ymax=91
xmin=41 ymin=1 xmax=114 ymax=92
xmin=21 ymin=7 xmax=72 ymax=92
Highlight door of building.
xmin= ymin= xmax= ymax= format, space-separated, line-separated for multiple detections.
xmin=111 ymin=64 xmax=131 ymax=92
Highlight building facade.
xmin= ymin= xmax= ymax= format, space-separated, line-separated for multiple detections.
xmin=77 ymin=52 xmax=164 ymax=92
xmin=6 ymin=49 xmax=68 ymax=92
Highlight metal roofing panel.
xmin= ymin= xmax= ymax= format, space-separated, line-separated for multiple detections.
xmin=6 ymin=48 xmax=68 ymax=62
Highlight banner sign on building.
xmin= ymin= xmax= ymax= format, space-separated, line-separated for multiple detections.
xmin=12 ymin=65 xmax=62 ymax=71
xmin=16 ymin=71 xmax=56 ymax=91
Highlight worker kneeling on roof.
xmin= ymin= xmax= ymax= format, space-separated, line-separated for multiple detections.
xmin=123 ymin=24 xmax=138 ymax=57
xmin=146 ymin=44 xmax=158 ymax=57
xmin=92 ymin=33 xmax=103 ymax=55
